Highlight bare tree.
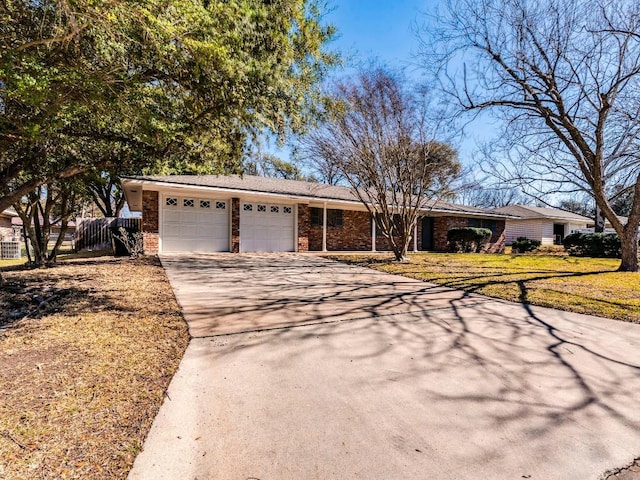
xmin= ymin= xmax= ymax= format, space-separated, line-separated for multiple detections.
xmin=295 ymin=144 xmax=345 ymax=185
xmin=302 ymin=69 xmax=461 ymax=261
xmin=454 ymin=168 xmax=529 ymax=208
xmin=425 ymin=0 xmax=640 ymax=271
xmin=243 ymin=153 xmax=312 ymax=181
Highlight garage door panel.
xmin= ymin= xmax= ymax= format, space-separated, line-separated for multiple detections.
xmin=240 ymin=203 xmax=294 ymax=252
xmin=164 ymin=225 xmax=183 ymax=237
xmin=164 ymin=210 xmax=182 ymax=223
xmin=161 ymin=195 xmax=229 ymax=253
xmin=179 ymin=211 xmax=197 ymax=223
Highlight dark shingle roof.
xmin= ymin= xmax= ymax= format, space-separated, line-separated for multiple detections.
xmin=125 ymin=174 xmax=511 ymax=218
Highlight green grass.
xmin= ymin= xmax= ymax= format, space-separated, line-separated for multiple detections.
xmin=333 ymin=252 xmax=640 ymax=323
xmin=0 ymin=258 xmax=26 ymax=268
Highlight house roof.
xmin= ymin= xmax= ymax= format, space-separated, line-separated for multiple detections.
xmin=491 ymin=205 xmax=592 ymax=223
xmin=11 ymin=217 xmax=76 ymax=228
xmin=1 ymin=208 xmax=18 ymax=218
xmin=122 ymin=174 xmax=512 ymax=218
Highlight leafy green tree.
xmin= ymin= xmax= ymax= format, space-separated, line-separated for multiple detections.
xmin=13 ymin=180 xmax=87 ymax=266
xmin=0 ymin=0 xmax=337 ymax=212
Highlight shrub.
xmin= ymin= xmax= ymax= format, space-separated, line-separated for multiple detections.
xmin=113 ymin=226 xmax=144 ymax=259
xmin=562 ymin=232 xmax=622 ymax=258
xmin=511 ymin=237 xmax=541 ymax=253
xmin=447 ymin=227 xmax=492 ymax=253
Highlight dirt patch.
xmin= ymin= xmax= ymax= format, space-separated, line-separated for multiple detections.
xmin=0 ymin=255 xmax=189 ymax=479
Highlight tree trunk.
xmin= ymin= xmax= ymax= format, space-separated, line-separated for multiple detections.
xmin=618 ymin=228 xmax=639 ymax=272
xmin=594 ymin=205 xmax=606 ymax=233
xmin=392 ymin=231 xmax=412 ymax=263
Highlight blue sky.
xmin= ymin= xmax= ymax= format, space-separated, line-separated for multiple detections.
xmin=262 ymin=1 xmax=496 ymax=168
xmin=324 ymin=0 xmax=432 ymax=71
xmin=263 ymin=1 xmax=495 ymax=166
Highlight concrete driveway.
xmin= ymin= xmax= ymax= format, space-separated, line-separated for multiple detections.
xmin=129 ymin=253 xmax=640 ymax=480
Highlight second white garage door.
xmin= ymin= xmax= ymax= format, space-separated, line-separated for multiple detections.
xmin=240 ymin=203 xmax=295 ymax=252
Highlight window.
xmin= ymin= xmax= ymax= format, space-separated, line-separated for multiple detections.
xmin=375 ymin=213 xmax=404 ymax=238
xmin=310 ymin=207 xmax=323 ymax=227
xmin=200 ymin=200 xmax=211 ymax=209
xmin=165 ymin=197 xmax=178 ymax=207
xmin=270 ymin=205 xmax=279 ymax=213
xmin=243 ymin=204 xmax=253 ymax=211
xmin=215 ymin=201 xmax=226 ymax=210
xmin=283 ymin=206 xmax=292 ymax=214
xmin=257 ymin=204 xmax=266 ymax=212
xmin=467 ymin=218 xmax=496 ymax=234
xmin=328 ymin=209 xmax=343 ymax=227
xmin=183 ymin=198 xmax=195 ymax=208
xmin=310 ymin=207 xmax=343 ymax=228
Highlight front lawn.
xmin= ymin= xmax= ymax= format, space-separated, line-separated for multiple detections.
xmin=0 ymin=255 xmax=189 ymax=479
xmin=333 ymin=253 xmax=640 ymax=322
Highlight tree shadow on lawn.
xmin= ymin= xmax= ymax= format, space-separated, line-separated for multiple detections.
xmin=163 ymin=253 xmax=640 ymax=478
xmin=378 ymin=264 xmax=637 ymax=319
xmin=0 ymin=256 xmax=155 ymax=330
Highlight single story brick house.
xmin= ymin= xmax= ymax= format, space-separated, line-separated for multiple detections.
xmin=490 ymin=205 xmax=591 ymax=245
xmin=122 ymin=175 xmax=511 ymax=254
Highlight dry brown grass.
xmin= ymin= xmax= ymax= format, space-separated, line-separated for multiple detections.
xmin=0 ymin=255 xmax=189 ymax=479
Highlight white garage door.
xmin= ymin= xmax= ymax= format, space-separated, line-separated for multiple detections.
xmin=162 ymin=195 xmax=229 ymax=252
xmin=240 ymin=203 xmax=295 ymax=252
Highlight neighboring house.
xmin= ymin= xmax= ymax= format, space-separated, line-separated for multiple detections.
xmin=0 ymin=208 xmax=19 ymax=241
xmin=585 ymin=216 xmax=640 ymax=236
xmin=491 ymin=205 xmax=591 ymax=245
xmin=121 ymin=175 xmax=511 ymax=255
xmin=10 ymin=217 xmax=76 ymax=244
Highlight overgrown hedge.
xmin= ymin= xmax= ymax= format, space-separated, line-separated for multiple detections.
xmin=512 ymin=237 xmax=541 ymax=253
xmin=561 ymin=232 xmax=638 ymax=258
xmin=447 ymin=227 xmax=492 ymax=253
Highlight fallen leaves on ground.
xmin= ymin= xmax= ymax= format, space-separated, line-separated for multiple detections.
xmin=0 ymin=255 xmax=189 ymax=479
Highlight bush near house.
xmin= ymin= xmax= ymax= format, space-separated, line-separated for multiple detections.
xmin=562 ymin=232 xmax=629 ymax=258
xmin=447 ymin=227 xmax=492 ymax=253
xmin=512 ymin=237 xmax=542 ymax=253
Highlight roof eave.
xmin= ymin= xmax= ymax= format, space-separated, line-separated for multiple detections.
xmin=121 ymin=177 xmax=513 ymax=219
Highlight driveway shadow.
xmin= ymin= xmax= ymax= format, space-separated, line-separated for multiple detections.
xmin=157 ymin=253 xmax=640 ymax=479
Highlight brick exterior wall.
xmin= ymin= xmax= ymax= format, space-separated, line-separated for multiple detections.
xmin=297 ymin=204 xmax=310 ymax=252
xmin=307 ymin=209 xmax=372 ymax=251
xmin=231 ymin=198 xmax=240 ymax=253
xmin=143 ymin=233 xmax=159 ymax=254
xmin=142 ymin=191 xmax=159 ymax=254
xmin=433 ymin=217 xmax=467 ymax=251
xmin=330 ymin=210 xmax=371 ymax=251
xmin=485 ymin=221 xmax=506 ymax=253
xmin=376 ymin=223 xmax=421 ymax=252
xmin=307 ymin=209 xmax=426 ymax=252
xmin=433 ymin=216 xmax=506 ymax=253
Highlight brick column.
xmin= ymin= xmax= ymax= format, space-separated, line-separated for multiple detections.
xmin=142 ymin=191 xmax=159 ymax=254
xmin=231 ymin=197 xmax=240 ymax=253
xmin=297 ymin=204 xmax=310 ymax=252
